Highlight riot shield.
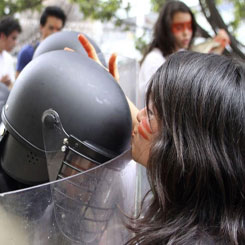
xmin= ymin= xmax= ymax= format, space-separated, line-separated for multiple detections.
xmin=40 ymin=109 xmax=137 ymax=244
xmin=115 ymin=55 xmax=139 ymax=106
xmin=116 ymin=55 xmax=150 ymax=208
xmin=0 ymin=116 xmax=137 ymax=244
xmin=0 ymin=55 xmax=149 ymax=244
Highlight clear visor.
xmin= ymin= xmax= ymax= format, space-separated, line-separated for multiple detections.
xmin=0 ymin=111 xmax=137 ymax=244
xmin=0 ymin=147 xmax=137 ymax=244
xmin=0 ymin=56 xmax=148 ymax=244
xmin=42 ymin=109 xmax=114 ymax=182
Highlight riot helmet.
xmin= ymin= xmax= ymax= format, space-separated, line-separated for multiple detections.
xmin=33 ymin=30 xmax=106 ymax=66
xmin=0 ymin=50 xmax=132 ymax=186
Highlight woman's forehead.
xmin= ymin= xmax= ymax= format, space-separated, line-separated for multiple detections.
xmin=172 ymin=12 xmax=192 ymax=23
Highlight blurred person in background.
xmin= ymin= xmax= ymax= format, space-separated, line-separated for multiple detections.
xmin=0 ymin=16 xmax=21 ymax=88
xmin=138 ymin=0 xmax=230 ymax=108
xmin=0 ymin=16 xmax=21 ymax=121
xmin=16 ymin=6 xmax=66 ymax=78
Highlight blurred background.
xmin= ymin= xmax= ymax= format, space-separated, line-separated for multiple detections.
xmin=0 ymin=0 xmax=244 ymax=62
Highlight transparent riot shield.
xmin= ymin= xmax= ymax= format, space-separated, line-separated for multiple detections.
xmin=41 ymin=109 xmax=137 ymax=244
xmin=116 ymin=55 xmax=139 ymax=106
xmin=0 ymin=118 xmax=137 ymax=245
xmin=116 ymin=55 xmax=150 ymax=211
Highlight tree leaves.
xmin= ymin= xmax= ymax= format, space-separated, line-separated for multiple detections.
xmin=0 ymin=0 xmax=42 ymax=16
xmin=70 ymin=0 xmax=123 ymax=21
xmin=0 ymin=0 xmax=244 ymax=60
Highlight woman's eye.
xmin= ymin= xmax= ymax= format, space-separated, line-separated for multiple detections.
xmin=148 ymin=109 xmax=154 ymax=119
xmin=172 ymin=24 xmax=183 ymax=31
xmin=187 ymin=23 xmax=192 ymax=31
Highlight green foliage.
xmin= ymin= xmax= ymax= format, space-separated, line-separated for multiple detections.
xmin=135 ymin=0 xmax=166 ymax=54
xmin=212 ymin=0 xmax=244 ymax=32
xmin=0 ymin=0 xmax=243 ymax=57
xmin=229 ymin=0 xmax=245 ymax=31
xmin=150 ymin=0 xmax=167 ymax=12
xmin=134 ymin=31 xmax=148 ymax=55
xmin=0 ymin=0 xmax=42 ymax=16
xmin=135 ymin=0 xmax=165 ymax=55
xmin=70 ymin=0 xmax=123 ymax=21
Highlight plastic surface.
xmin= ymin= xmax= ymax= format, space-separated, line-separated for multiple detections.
xmin=1 ymin=50 xmax=131 ymax=184
xmin=0 ymin=150 xmax=137 ymax=244
xmin=33 ymin=31 xmax=106 ymax=66
xmin=5 ymin=50 xmax=131 ymax=155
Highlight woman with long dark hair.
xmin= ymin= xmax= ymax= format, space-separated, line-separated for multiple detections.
xmin=138 ymin=1 xmax=196 ymax=107
xmin=78 ymin=34 xmax=245 ymax=244
xmin=138 ymin=1 xmax=230 ymax=109
xmin=129 ymin=51 xmax=245 ymax=244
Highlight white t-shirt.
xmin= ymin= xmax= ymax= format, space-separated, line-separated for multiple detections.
xmin=138 ymin=48 xmax=165 ymax=108
xmin=0 ymin=50 xmax=15 ymax=84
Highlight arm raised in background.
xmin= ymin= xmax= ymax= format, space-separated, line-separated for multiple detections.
xmin=191 ymin=29 xmax=230 ymax=54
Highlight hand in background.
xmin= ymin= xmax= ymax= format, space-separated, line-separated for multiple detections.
xmin=214 ymin=29 xmax=230 ymax=48
xmin=76 ymin=34 xmax=139 ymax=128
xmin=211 ymin=29 xmax=230 ymax=54
xmin=191 ymin=29 xmax=230 ymax=55
xmin=0 ymin=75 xmax=12 ymax=89
xmin=78 ymin=34 xmax=119 ymax=81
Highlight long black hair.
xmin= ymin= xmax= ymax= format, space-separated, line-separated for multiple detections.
xmin=128 ymin=51 xmax=245 ymax=244
xmin=141 ymin=1 xmax=196 ymax=64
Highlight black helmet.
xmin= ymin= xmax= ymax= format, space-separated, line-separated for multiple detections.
xmin=0 ymin=50 xmax=132 ymax=186
xmin=33 ymin=30 xmax=106 ymax=66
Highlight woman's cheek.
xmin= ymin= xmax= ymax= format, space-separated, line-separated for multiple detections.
xmin=137 ymin=118 xmax=153 ymax=141
xmin=142 ymin=118 xmax=152 ymax=134
xmin=131 ymin=130 xmax=152 ymax=167
xmin=138 ymin=124 xmax=149 ymax=140
xmin=131 ymin=116 xmax=158 ymax=166
xmin=131 ymin=137 xmax=150 ymax=167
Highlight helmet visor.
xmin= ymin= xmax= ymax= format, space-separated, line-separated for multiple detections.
xmin=40 ymin=110 xmax=138 ymax=243
xmin=42 ymin=109 xmax=114 ymax=181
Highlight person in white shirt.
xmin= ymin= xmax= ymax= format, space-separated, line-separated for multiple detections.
xmin=138 ymin=1 xmax=196 ymax=108
xmin=138 ymin=1 xmax=230 ymax=109
xmin=0 ymin=16 xmax=21 ymax=88
xmin=0 ymin=16 xmax=21 ymax=120
xmin=0 ymin=50 xmax=15 ymax=86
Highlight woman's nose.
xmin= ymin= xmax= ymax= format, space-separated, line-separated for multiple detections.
xmin=183 ymin=27 xmax=191 ymax=36
xmin=137 ymin=107 xmax=146 ymax=122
